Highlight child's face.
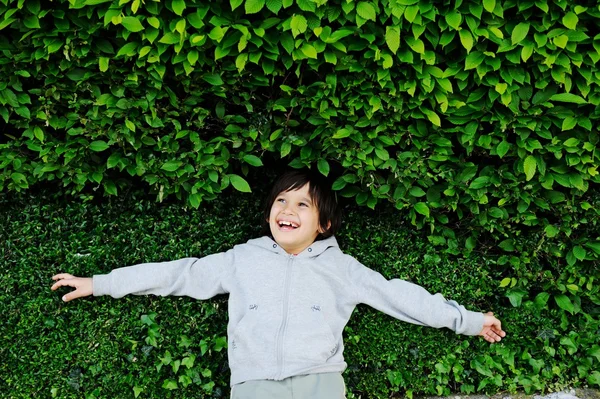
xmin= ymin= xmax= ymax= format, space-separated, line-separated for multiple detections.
xmin=268 ymin=183 xmax=324 ymax=255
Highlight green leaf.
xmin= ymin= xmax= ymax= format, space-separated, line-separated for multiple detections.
xmin=469 ymin=176 xmax=489 ymax=189
xmin=332 ymin=128 xmax=351 ymax=139
xmin=550 ymin=93 xmax=587 ymax=104
xmin=499 ymin=239 xmax=514 ymax=252
xmin=300 ymin=43 xmax=317 ymax=59
xmin=290 ymin=14 xmax=307 ymax=38
xmin=243 ymin=154 xmax=263 ymax=167
xmin=229 ymin=174 xmax=252 ymax=192
xmin=99 ymin=57 xmax=109 ymax=72
xmin=172 ymin=0 xmax=186 ymax=16
xmin=90 ymin=141 xmax=110 ymax=152
xmin=161 ymin=161 xmax=183 ymax=172
xmin=116 ymin=42 xmax=138 ymax=57
xmin=317 ymin=159 xmax=330 ymax=176
xmin=356 ymin=2 xmax=376 ymax=21
xmin=483 ymin=0 xmax=495 ymax=13
xmin=573 ymin=245 xmax=586 ymax=261
xmin=499 ymin=278 xmax=511 ymax=288
xmin=459 ymin=29 xmax=473 ymax=53
xmin=465 ymin=51 xmax=485 ymax=70
xmin=414 ymin=202 xmax=430 ymax=218
xmin=409 ymin=187 xmax=426 ymax=197
xmin=162 ymin=379 xmax=178 ymax=390
xmin=554 ymin=294 xmax=574 ymax=314
xmin=385 ymin=26 xmax=400 ymax=54
xmin=203 ymin=73 xmax=224 ymax=86
xmin=445 ymin=11 xmax=462 ymax=30
xmin=266 ymin=0 xmax=282 ymax=13
xmin=544 ymin=225 xmax=559 ymax=238
xmin=104 ymin=180 xmax=117 ymax=196
xmin=121 ymin=16 xmax=144 ymax=32
xmin=511 ymin=22 xmax=530 ymax=45
xmin=561 ymin=116 xmax=577 ymax=131
xmin=506 ymin=288 xmax=526 ymax=307
xmin=23 ymin=15 xmax=41 ymax=29
xmin=245 ymin=0 xmax=265 ymax=14
xmin=562 ymin=12 xmax=578 ymax=29
xmin=524 ymin=155 xmax=537 ymax=181
xmin=230 ymin=0 xmax=243 ymax=10
xmin=496 ymin=141 xmax=510 ymax=158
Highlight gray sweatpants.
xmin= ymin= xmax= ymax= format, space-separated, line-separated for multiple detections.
xmin=231 ymin=372 xmax=346 ymax=399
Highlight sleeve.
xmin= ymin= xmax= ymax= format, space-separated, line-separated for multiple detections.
xmin=92 ymin=250 xmax=234 ymax=300
xmin=346 ymin=258 xmax=484 ymax=336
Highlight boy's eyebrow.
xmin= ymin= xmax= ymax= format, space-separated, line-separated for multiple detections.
xmin=299 ymin=197 xmax=313 ymax=204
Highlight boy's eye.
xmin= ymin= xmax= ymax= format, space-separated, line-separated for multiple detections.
xmin=277 ymin=198 xmax=286 ymax=203
xmin=299 ymin=203 xmax=308 ymax=207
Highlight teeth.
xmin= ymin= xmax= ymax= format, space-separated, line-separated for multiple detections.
xmin=278 ymin=221 xmax=298 ymax=228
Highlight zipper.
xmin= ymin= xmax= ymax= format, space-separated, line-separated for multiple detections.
xmin=275 ymin=254 xmax=294 ymax=379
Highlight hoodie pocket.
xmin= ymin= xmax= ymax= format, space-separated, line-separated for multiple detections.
xmin=285 ymin=305 xmax=338 ymax=363
xmin=230 ymin=310 xmax=270 ymax=365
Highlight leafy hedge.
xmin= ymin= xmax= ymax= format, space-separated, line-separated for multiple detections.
xmin=1 ymin=187 xmax=598 ymax=398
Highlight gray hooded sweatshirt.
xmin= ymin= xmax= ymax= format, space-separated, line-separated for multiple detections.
xmin=93 ymin=236 xmax=484 ymax=386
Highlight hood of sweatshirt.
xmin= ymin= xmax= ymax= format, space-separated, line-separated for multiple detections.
xmin=246 ymin=235 xmax=339 ymax=258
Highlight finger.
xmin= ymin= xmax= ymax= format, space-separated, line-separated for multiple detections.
xmin=62 ymin=290 xmax=80 ymax=302
xmin=52 ymin=273 xmax=74 ymax=281
xmin=51 ymin=279 xmax=78 ymax=291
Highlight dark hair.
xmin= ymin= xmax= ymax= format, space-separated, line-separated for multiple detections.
xmin=262 ymin=169 xmax=342 ymax=239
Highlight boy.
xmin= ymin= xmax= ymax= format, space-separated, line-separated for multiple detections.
xmin=51 ymin=169 xmax=506 ymax=398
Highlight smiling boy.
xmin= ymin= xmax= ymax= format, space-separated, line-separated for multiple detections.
xmin=52 ymin=169 xmax=505 ymax=398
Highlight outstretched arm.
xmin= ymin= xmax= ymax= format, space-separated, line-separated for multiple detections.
xmin=479 ymin=312 xmax=506 ymax=343
xmin=51 ymin=274 xmax=93 ymax=302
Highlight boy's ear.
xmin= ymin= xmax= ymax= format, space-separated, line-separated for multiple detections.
xmin=318 ymin=220 xmax=332 ymax=234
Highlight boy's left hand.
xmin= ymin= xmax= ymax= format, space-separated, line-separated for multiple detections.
xmin=479 ymin=312 xmax=506 ymax=343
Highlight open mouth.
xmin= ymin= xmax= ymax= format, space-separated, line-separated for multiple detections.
xmin=277 ymin=220 xmax=299 ymax=231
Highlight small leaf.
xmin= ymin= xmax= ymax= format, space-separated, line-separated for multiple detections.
xmin=317 ymin=159 xmax=330 ymax=176
xmin=562 ymin=12 xmax=578 ymax=29
xmin=554 ymin=294 xmax=575 ymax=314
xmin=290 ymin=14 xmax=308 ymax=37
xmin=385 ymin=26 xmax=400 ymax=54
xmin=172 ymin=0 xmax=186 ymax=16
xmin=229 ymin=174 xmax=252 ymax=192
xmin=245 ymin=0 xmax=265 ymax=14
xmin=459 ymin=29 xmax=473 ymax=53
xmin=573 ymin=245 xmax=586 ymax=261
xmin=523 ymin=155 xmax=537 ymax=181
xmin=121 ymin=16 xmax=144 ymax=32
xmin=496 ymin=141 xmax=510 ymax=158
xmin=161 ymin=161 xmax=182 ymax=172
xmin=356 ymin=2 xmax=376 ymax=21
xmin=230 ymin=0 xmax=243 ymax=10
xmin=90 ymin=141 xmax=110 ymax=152
xmin=483 ymin=0 xmax=495 ymax=13
xmin=300 ymin=43 xmax=317 ymax=59
xmin=445 ymin=11 xmax=462 ymax=30
xmin=414 ymin=202 xmax=430 ymax=218
xmin=243 ymin=154 xmax=263 ymax=167
xmin=203 ymin=73 xmax=224 ymax=86
xmin=550 ymin=93 xmax=587 ymax=104
xmin=500 ymin=278 xmax=511 ymax=288
xmin=99 ymin=57 xmax=109 ymax=72
xmin=511 ymin=22 xmax=530 ymax=45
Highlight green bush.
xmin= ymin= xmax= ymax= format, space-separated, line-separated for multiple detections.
xmin=0 ymin=0 xmax=598 ymax=257
xmin=1 ymin=187 xmax=598 ymax=398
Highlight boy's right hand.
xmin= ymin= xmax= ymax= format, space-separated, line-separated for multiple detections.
xmin=51 ymin=274 xmax=93 ymax=302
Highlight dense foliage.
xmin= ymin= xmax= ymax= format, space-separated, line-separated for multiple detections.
xmin=1 ymin=188 xmax=598 ymax=398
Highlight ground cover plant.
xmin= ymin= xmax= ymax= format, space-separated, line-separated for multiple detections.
xmin=1 ymin=184 xmax=598 ymax=398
